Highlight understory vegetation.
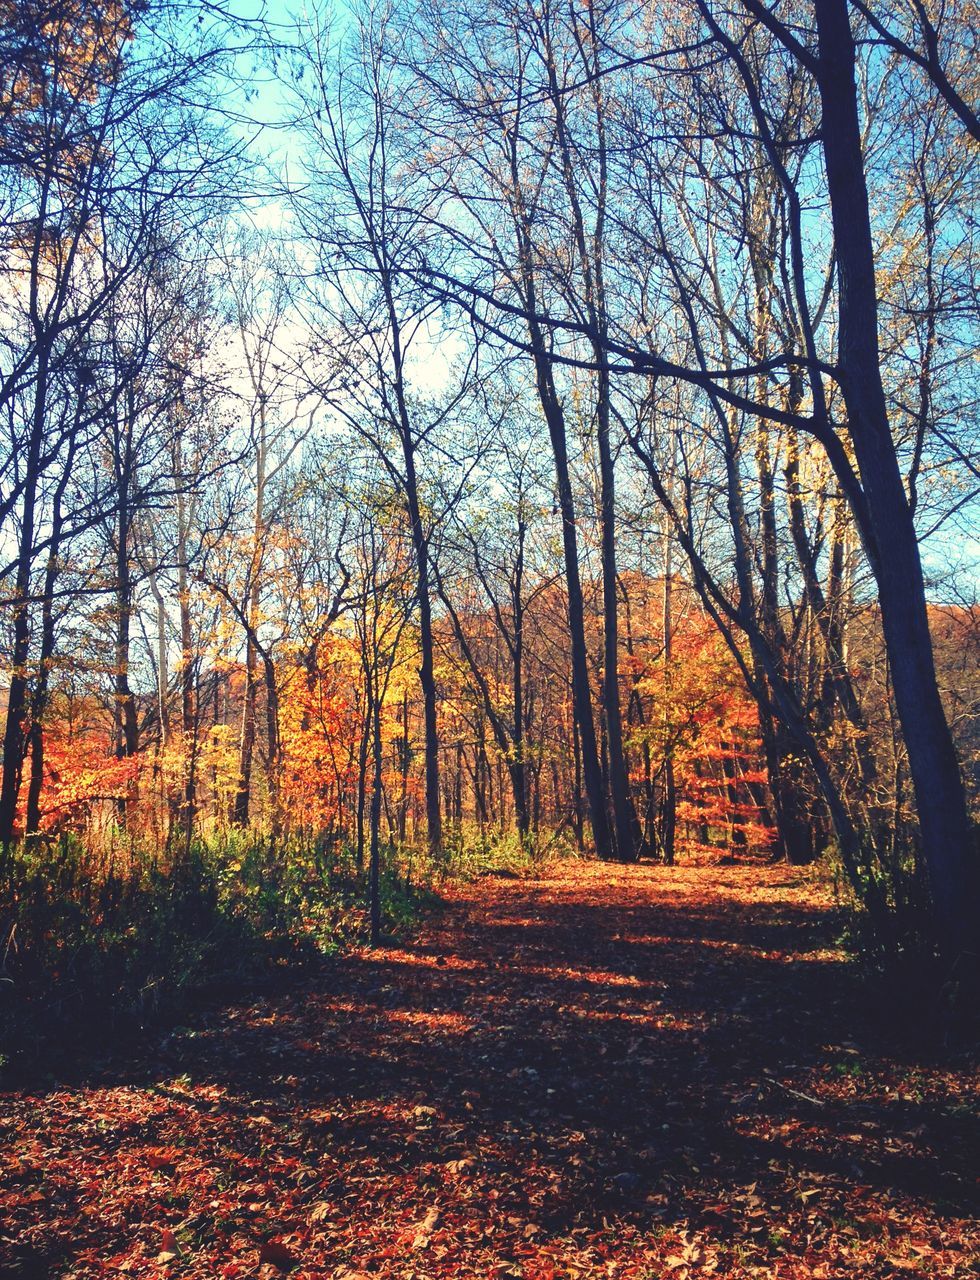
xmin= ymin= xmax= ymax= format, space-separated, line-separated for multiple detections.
xmin=0 ymin=833 xmax=439 ymax=1072
xmin=1 ymin=0 xmax=979 ymax=1064
xmin=2 ymin=0 xmax=979 ymax=1274
xmin=3 ymin=865 xmax=978 ymax=1280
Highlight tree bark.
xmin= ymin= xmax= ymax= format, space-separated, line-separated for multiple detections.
xmin=0 ymin=345 xmax=48 ymax=848
xmin=25 ymin=491 xmax=66 ymax=840
xmin=368 ymin=684 xmax=383 ymax=945
xmin=815 ymin=0 xmax=978 ymax=961
xmin=404 ymin=455 xmax=442 ymax=856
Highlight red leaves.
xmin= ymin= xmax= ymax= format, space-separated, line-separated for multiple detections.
xmin=146 ymin=1147 xmax=179 ymax=1170
xmin=3 ymin=864 xmax=978 ymax=1280
xmin=19 ymin=718 xmax=141 ymax=833
xmin=157 ymin=1229 xmax=180 ymax=1263
xmin=630 ymin=602 xmax=776 ymax=857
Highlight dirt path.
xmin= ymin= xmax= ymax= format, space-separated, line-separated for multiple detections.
xmin=2 ymin=863 xmax=977 ymax=1279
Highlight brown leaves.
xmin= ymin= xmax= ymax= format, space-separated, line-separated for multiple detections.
xmin=664 ymin=1230 xmax=720 ymax=1275
xmin=3 ymin=863 xmax=978 ymax=1280
xmin=157 ymin=1229 xmax=181 ymax=1263
xmin=146 ymin=1147 xmax=179 ymax=1170
xmin=410 ymin=1205 xmax=441 ymax=1249
xmin=308 ymin=1200 xmax=333 ymax=1224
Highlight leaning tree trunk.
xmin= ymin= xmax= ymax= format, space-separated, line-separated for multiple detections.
xmin=815 ymin=0 xmax=979 ymax=962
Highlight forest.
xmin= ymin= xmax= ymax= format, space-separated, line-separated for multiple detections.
xmin=1 ymin=0 xmax=979 ymax=1277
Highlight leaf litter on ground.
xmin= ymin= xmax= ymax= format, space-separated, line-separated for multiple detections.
xmin=1 ymin=861 xmax=977 ymax=1279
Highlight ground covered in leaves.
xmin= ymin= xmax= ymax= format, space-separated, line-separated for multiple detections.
xmin=2 ymin=862 xmax=978 ymax=1279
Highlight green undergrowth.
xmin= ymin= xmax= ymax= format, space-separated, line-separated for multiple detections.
xmin=428 ymin=823 xmax=583 ymax=881
xmin=0 ymin=831 xmax=437 ymax=1077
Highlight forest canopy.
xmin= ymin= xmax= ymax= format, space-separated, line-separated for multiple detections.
xmin=0 ymin=0 xmax=978 ymax=970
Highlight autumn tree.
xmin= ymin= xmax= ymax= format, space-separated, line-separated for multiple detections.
xmin=390 ymin=0 xmax=980 ymax=959
xmin=433 ymin=422 xmax=560 ymax=845
xmin=284 ymin=0 xmax=510 ymax=859
xmin=0 ymin=0 xmax=250 ymax=845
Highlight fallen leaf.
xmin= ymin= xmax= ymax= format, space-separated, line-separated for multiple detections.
xmin=412 ymin=1205 xmax=441 ymax=1249
xmin=157 ymin=1229 xmax=181 ymax=1263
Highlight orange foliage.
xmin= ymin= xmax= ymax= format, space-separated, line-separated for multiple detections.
xmin=278 ymin=636 xmax=361 ymax=834
xmin=24 ymin=710 xmax=140 ymax=833
xmin=631 ymin=588 xmax=775 ymax=855
xmin=1 ymin=0 xmax=133 ymax=113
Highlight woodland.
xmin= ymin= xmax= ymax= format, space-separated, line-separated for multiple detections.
xmin=0 ymin=0 xmax=979 ymax=1277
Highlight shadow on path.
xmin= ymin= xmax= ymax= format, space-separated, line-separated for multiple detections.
xmin=2 ymin=862 xmax=977 ymax=1279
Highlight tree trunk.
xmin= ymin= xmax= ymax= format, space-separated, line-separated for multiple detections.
xmin=368 ymin=686 xmax=383 ymax=946
xmin=597 ymin=387 xmax=635 ymax=860
xmin=234 ymin=417 xmax=267 ymax=827
xmin=25 ymin=513 xmax=63 ymax=839
xmin=0 ymin=346 xmax=48 ymax=848
xmin=545 ymin=397 xmax=612 ymax=858
xmin=398 ymin=690 xmax=410 ymax=845
xmin=261 ymin=649 xmax=281 ymax=833
xmin=147 ymin=566 xmax=170 ymax=748
xmin=176 ymin=484 xmax=197 ymax=856
xmin=234 ymin=636 xmax=257 ymax=826
xmin=355 ymin=687 xmax=370 ymax=872
xmin=114 ymin=502 xmax=139 ymax=762
xmin=404 ymin=461 xmax=442 ymax=856
xmin=815 ymin=0 xmax=979 ymax=960
xmin=660 ymin=546 xmax=677 ymax=866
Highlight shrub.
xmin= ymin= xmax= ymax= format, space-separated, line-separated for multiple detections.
xmin=0 ymin=831 xmax=434 ymax=1075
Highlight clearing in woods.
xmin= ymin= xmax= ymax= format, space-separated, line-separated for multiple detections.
xmin=1 ymin=863 xmax=977 ymax=1278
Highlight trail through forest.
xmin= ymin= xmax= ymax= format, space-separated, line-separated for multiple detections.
xmin=2 ymin=864 xmax=978 ymax=1279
